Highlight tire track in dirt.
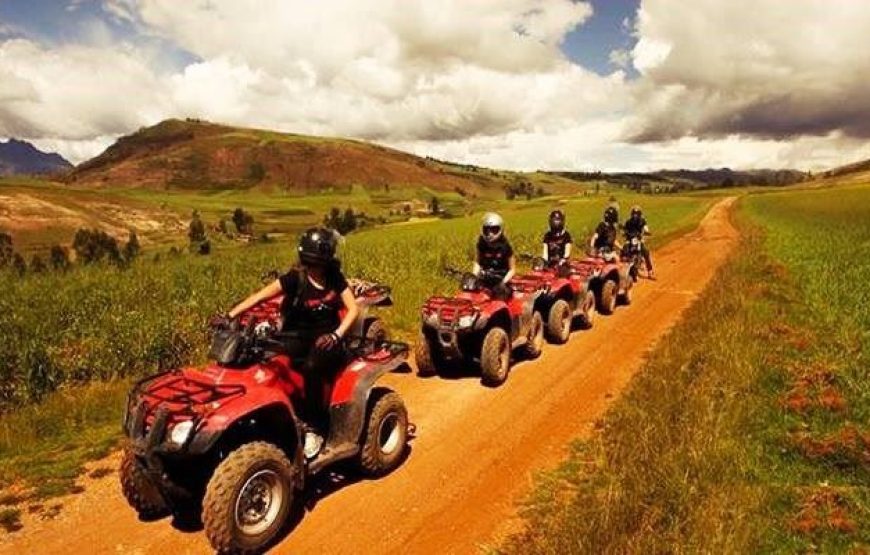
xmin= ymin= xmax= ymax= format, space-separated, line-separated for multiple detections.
xmin=0 ymin=197 xmax=738 ymax=555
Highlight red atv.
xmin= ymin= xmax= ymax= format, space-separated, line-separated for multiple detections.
xmin=515 ymin=255 xmax=598 ymax=344
xmin=120 ymin=281 xmax=410 ymax=554
xmin=416 ymin=268 xmax=546 ymax=386
xmin=567 ymin=249 xmax=635 ymax=314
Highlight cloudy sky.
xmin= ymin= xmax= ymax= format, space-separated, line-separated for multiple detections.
xmin=2 ymin=0 xmax=870 ymax=171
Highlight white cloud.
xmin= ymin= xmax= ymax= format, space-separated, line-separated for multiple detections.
xmin=1 ymin=0 xmax=869 ymax=171
xmin=0 ymin=39 xmax=169 ymax=143
xmin=626 ymin=0 xmax=870 ymax=142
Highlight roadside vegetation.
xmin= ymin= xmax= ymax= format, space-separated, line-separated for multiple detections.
xmin=500 ymin=185 xmax=869 ymax=553
xmin=0 ymin=191 xmax=711 ymax=512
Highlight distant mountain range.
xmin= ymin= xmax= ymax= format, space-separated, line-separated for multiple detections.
xmin=548 ymin=167 xmax=811 ymax=191
xmin=0 ymin=138 xmax=73 ymax=176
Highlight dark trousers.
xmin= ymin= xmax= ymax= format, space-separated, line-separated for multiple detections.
xmin=284 ymin=333 xmax=345 ymax=428
xmin=640 ymin=244 xmax=653 ymax=271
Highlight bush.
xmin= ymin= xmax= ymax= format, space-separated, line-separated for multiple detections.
xmin=232 ymin=208 xmax=254 ymax=235
xmin=30 ymin=255 xmax=46 ymax=274
xmin=72 ymin=229 xmax=122 ymax=265
xmin=123 ymin=231 xmax=141 ymax=262
xmin=0 ymin=232 xmax=13 ymax=267
xmin=188 ymin=210 xmax=206 ymax=243
xmin=49 ymin=245 xmax=70 ymax=271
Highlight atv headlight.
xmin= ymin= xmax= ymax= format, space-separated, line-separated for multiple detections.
xmin=168 ymin=420 xmax=194 ymax=445
xmin=457 ymin=314 xmax=477 ymax=329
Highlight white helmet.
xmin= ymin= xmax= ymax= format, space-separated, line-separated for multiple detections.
xmin=481 ymin=212 xmax=504 ymax=242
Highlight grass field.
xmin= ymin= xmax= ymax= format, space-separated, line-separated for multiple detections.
xmin=500 ymin=185 xmax=869 ymax=553
xmin=0 ymin=190 xmax=712 ymax=514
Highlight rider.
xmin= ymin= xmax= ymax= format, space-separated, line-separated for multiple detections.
xmin=474 ymin=212 xmax=516 ymax=298
xmin=227 ymin=227 xmax=359 ymax=457
xmin=542 ymin=209 xmax=572 ymax=266
xmin=624 ymin=205 xmax=655 ymax=279
xmin=588 ymin=205 xmax=621 ymax=261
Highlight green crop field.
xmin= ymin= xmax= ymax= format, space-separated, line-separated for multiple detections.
xmin=501 ymin=184 xmax=869 ymax=553
xmin=0 ymin=190 xmax=711 ymax=504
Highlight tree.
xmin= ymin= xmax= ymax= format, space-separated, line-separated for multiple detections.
xmin=49 ymin=245 xmax=70 ymax=271
xmin=12 ymin=253 xmax=26 ymax=276
xmin=123 ymin=230 xmax=141 ymax=262
xmin=0 ymin=232 xmax=13 ymax=267
xmin=430 ymin=196 xmax=440 ymax=215
xmin=232 ymin=208 xmax=254 ymax=234
xmin=30 ymin=254 xmax=46 ymax=274
xmin=72 ymin=228 xmax=122 ymax=265
xmin=188 ymin=210 xmax=206 ymax=243
xmin=341 ymin=208 xmax=357 ymax=234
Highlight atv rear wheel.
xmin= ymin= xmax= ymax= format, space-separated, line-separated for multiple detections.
xmin=546 ymin=299 xmax=572 ymax=344
xmin=415 ymin=331 xmax=439 ymax=377
xmin=522 ymin=311 xmax=544 ymax=358
xmin=364 ymin=317 xmax=389 ymax=344
xmin=598 ymin=279 xmax=617 ymax=315
xmin=120 ymin=446 xmax=169 ymax=520
xmin=202 ymin=441 xmax=296 ymax=555
xmin=480 ymin=327 xmax=510 ymax=386
xmin=358 ymin=389 xmax=409 ymax=477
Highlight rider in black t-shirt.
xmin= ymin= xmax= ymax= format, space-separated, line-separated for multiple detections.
xmin=227 ymin=227 xmax=358 ymax=457
xmin=474 ymin=212 xmax=515 ymax=298
xmin=623 ymin=205 xmax=655 ymax=278
xmin=588 ymin=206 xmax=621 ymax=261
xmin=542 ymin=209 xmax=572 ymax=266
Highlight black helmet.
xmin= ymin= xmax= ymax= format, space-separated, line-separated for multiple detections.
xmin=604 ymin=206 xmax=619 ymax=224
xmin=548 ymin=209 xmax=565 ymax=232
xmin=630 ymin=205 xmax=642 ymax=218
xmin=297 ymin=227 xmax=338 ymax=266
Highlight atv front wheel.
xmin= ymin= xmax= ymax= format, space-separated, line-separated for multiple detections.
xmin=364 ymin=317 xmax=389 ymax=344
xmin=120 ymin=446 xmax=169 ymax=520
xmin=579 ymin=290 xmax=596 ymax=329
xmin=202 ymin=441 xmax=297 ymax=555
xmin=415 ymin=331 xmax=439 ymax=377
xmin=480 ymin=327 xmax=510 ymax=386
xmin=598 ymin=279 xmax=617 ymax=315
xmin=546 ymin=299 xmax=572 ymax=344
xmin=522 ymin=311 xmax=544 ymax=358
xmin=358 ymin=389 xmax=409 ymax=477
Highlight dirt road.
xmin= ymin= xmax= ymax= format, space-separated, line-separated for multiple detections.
xmin=0 ymin=198 xmax=738 ymax=555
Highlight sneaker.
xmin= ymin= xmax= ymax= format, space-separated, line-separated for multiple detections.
xmin=303 ymin=431 xmax=324 ymax=459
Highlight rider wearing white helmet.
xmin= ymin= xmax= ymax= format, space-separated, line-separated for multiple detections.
xmin=473 ymin=212 xmax=516 ymax=291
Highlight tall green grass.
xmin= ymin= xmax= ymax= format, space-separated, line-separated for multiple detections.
xmin=500 ymin=187 xmax=869 ymax=553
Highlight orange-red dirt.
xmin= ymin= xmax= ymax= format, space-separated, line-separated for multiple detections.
xmin=0 ymin=198 xmax=738 ymax=555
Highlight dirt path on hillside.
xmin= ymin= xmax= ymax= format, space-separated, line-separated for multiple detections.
xmin=0 ymin=198 xmax=738 ymax=555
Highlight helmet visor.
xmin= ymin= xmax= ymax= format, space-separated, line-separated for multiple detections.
xmin=483 ymin=225 xmax=501 ymax=239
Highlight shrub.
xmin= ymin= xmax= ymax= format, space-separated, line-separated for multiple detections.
xmin=49 ymin=245 xmax=70 ymax=271
xmin=71 ymin=229 xmax=122 ymax=265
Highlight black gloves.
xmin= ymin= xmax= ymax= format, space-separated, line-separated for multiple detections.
xmin=314 ymin=332 xmax=341 ymax=352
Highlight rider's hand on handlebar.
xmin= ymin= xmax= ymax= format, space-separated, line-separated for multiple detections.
xmin=314 ymin=332 xmax=341 ymax=352
xmin=209 ymin=312 xmax=232 ymax=329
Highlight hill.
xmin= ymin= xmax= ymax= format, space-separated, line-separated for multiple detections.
xmin=0 ymin=139 xmax=72 ymax=176
xmin=549 ymin=167 xmax=809 ymax=192
xmin=65 ymin=119 xmax=512 ymax=195
xmin=821 ymin=157 xmax=870 ymax=178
